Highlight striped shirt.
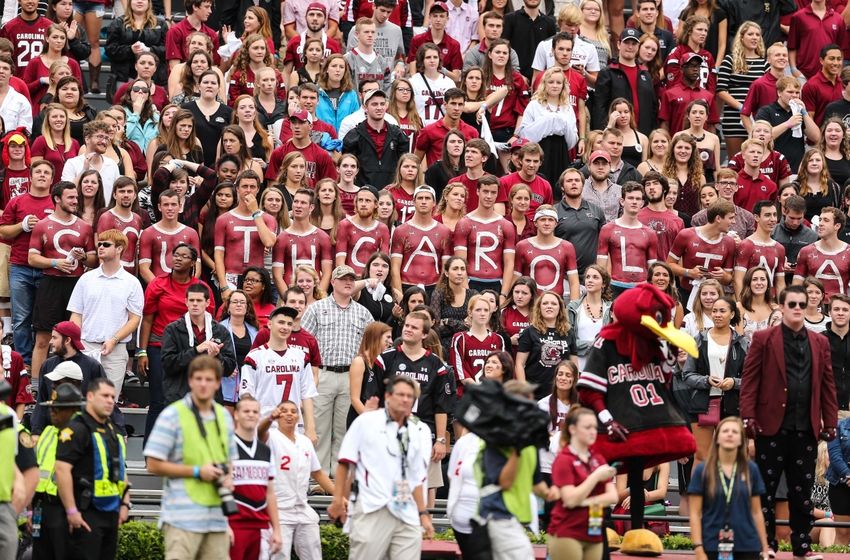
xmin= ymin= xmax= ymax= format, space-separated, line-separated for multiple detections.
xmin=300 ymin=296 xmax=373 ymax=368
xmin=716 ymin=55 xmax=768 ymax=132
xmin=143 ymin=394 xmax=238 ymax=533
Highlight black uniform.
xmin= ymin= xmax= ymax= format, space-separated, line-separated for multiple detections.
xmin=55 ymin=410 xmax=124 ymax=560
xmin=373 ymin=346 xmax=456 ymax=434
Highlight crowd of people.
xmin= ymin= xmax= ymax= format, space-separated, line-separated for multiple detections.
xmin=0 ymin=0 xmax=850 ymax=558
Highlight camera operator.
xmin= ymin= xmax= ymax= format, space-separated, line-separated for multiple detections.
xmin=54 ymin=378 xmax=129 ymax=559
xmin=145 ymin=355 xmax=238 ymax=560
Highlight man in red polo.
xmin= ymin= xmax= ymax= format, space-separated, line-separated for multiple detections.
xmin=266 ymin=111 xmax=338 ymax=185
xmin=734 ymin=139 xmax=778 ymax=213
xmin=407 ymin=2 xmax=462 ymax=81
xmin=449 ymin=139 xmax=497 ymax=212
xmin=741 ymin=43 xmax=788 ymax=130
xmin=414 ymin=88 xmax=479 ymax=166
xmin=499 ymin=142 xmax=553 ymax=220
xmin=659 ymin=52 xmax=718 ymax=135
xmin=788 ymin=0 xmax=845 ymax=80
xmin=802 ymin=44 xmax=844 ymax=126
xmin=164 ymin=0 xmax=220 ymax=67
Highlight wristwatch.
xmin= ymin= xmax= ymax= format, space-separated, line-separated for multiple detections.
xmin=435 ymin=437 xmax=447 ymax=444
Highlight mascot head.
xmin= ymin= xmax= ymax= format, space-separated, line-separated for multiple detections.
xmin=1 ymin=129 xmax=30 ymax=168
xmin=602 ymin=284 xmax=698 ymax=370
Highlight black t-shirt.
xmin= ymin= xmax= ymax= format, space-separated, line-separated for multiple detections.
xmin=824 ymin=98 xmax=850 ymax=128
xmin=183 ymin=101 xmax=234 ymax=167
xmin=15 ymin=429 xmax=37 ymax=473
xmin=517 ymin=326 xmax=576 ymax=399
xmin=373 ymin=346 xmax=456 ymax=433
xmin=827 ymin=156 xmax=850 ymax=191
xmin=754 ymin=102 xmax=804 ymax=173
xmin=232 ymin=330 xmax=252 ymax=370
xmin=55 ymin=411 xmax=123 ymax=508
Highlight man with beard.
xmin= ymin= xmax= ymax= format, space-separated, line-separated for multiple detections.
xmin=61 ymin=121 xmax=121 ymax=200
xmin=96 ymin=177 xmax=144 ymax=275
xmin=554 ymin=167 xmax=606 ymax=277
xmin=582 ymin=151 xmax=622 ymax=223
xmin=638 ymin=171 xmax=684 ymax=261
xmin=335 ymin=186 xmax=391 ymax=274
xmin=282 ymin=3 xmax=342 ymax=79
xmin=28 ymin=181 xmax=97 ymax=392
xmin=30 ymin=321 xmax=125 ymax=442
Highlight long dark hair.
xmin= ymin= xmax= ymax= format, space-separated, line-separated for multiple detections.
xmin=501 ymin=276 xmax=538 ymax=311
xmin=401 ymin=286 xmax=428 ymax=314
xmin=548 ymin=360 xmax=578 ymax=431
xmin=201 ymin=182 xmax=236 ymax=254
xmin=219 ymin=288 xmax=259 ymax=329
xmin=438 ymin=129 xmax=467 ymax=178
xmin=486 ymin=351 xmax=515 ymax=382
xmin=361 ymin=251 xmax=394 ymax=292
xmin=239 ymin=266 xmax=274 ymax=306
xmin=76 ymin=169 xmax=106 ymax=220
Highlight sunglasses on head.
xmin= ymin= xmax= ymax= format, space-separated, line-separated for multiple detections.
xmin=785 ymin=300 xmax=805 ymax=309
xmin=97 ymin=241 xmax=113 ymax=248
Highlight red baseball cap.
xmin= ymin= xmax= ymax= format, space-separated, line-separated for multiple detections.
xmin=306 ymin=2 xmax=327 ymax=15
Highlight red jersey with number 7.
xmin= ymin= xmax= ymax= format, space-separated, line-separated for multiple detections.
xmin=240 ymin=345 xmax=319 ymax=417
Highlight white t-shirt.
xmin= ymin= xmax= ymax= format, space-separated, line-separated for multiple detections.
xmin=240 ymin=345 xmax=318 ymax=418
xmin=61 ymin=155 xmax=121 ymax=201
xmin=531 ymin=35 xmax=601 ymax=73
xmin=536 ymin=395 xmax=571 ymax=473
xmin=267 ymin=429 xmax=321 ymax=524
xmin=409 ymin=72 xmax=457 ymax=127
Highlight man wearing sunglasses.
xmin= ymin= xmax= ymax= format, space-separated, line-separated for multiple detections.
xmin=67 ymin=230 xmax=144 ymax=393
xmin=740 ymin=284 xmax=838 ymax=560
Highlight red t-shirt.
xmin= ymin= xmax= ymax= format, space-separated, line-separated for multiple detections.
xmin=596 ymin=219 xmax=658 ymax=284
xmin=278 ymin=118 xmax=338 ymax=144
xmin=390 ymin=220 xmax=452 ymax=286
xmin=335 ymin=218 xmax=391 ymax=273
xmin=0 ymin=193 xmax=53 ymax=265
xmin=28 ymin=214 xmax=95 ymax=277
xmin=2 ymin=167 xmax=32 ymax=209
xmin=2 ymin=347 xmax=32 ymax=408
xmin=283 ymin=34 xmax=343 ymax=69
xmin=452 ymin=214 xmax=517 ymax=280
xmin=549 ymin=448 xmax=610 ymax=540
xmin=486 ymin=72 xmax=530 ymax=131
xmin=165 ymin=18 xmax=220 ymax=65
xmin=22 ymin=56 xmax=83 ymax=114
xmin=620 ymin=63 xmax=640 ymax=120
xmin=30 ymin=137 xmax=80 ymax=183
xmin=787 ymin=6 xmax=846 ymax=79
xmin=500 ymin=305 xmax=530 ymax=340
xmin=415 ymin=119 xmax=479 ymax=165
xmin=449 ymin=330 xmax=505 ymax=393
xmin=664 ymin=44 xmax=716 ymax=91
xmin=407 ymin=29 xmax=462 ymax=70
xmin=514 ymin=237 xmax=578 ymax=294
xmin=214 ymin=210 xmax=278 ymax=275
xmin=727 ymin=150 xmax=792 ymax=186
xmin=741 ymin=72 xmax=779 ymax=118
xmin=637 ymin=207 xmax=684 ymax=263
xmin=668 ymin=227 xmax=736 ymax=291
xmin=266 ymin=140 xmax=339 ymax=185
xmin=96 ymin=209 xmax=144 ymax=274
xmin=449 ymin=172 xmax=507 ymax=213
xmin=733 ymin=171 xmax=778 ymax=213
xmin=658 ymin=82 xmax=719 ymax=135
xmin=794 ymin=242 xmax=850 ymax=299
xmin=138 ymin=223 xmax=201 ymax=278
xmin=143 ymin=275 xmax=215 ymax=345
xmin=272 ymin=226 xmax=333 ymax=286
xmin=0 ymin=16 xmax=52 ymax=70
xmin=499 ymin=173 xmax=553 ymax=220
xmin=802 ymin=71 xmax=844 ymax=126
xmin=338 ymin=186 xmax=358 ymax=216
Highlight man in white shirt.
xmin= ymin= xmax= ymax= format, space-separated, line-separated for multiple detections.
xmin=61 ymin=121 xmax=121 ymax=200
xmin=327 ymin=375 xmax=434 ymax=560
xmin=67 ymin=229 xmax=143 ymax=392
xmin=336 ymin=79 xmax=399 ymax=140
xmin=531 ymin=4 xmax=600 ymax=87
xmin=0 ymin=54 xmax=32 ymax=134
xmin=240 ymin=306 xmax=318 ymax=444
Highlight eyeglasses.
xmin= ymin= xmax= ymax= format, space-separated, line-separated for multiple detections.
xmin=92 ymin=134 xmax=110 ymax=141
xmin=785 ymin=301 xmax=806 ymax=309
xmin=243 ymin=277 xmax=262 ymax=284
xmin=716 ymin=182 xmax=737 ymax=187
xmin=395 ymin=87 xmax=412 ymax=93
xmin=97 ymin=241 xmax=113 ymax=248
xmin=229 ymin=300 xmax=248 ymax=306
xmin=131 ymin=86 xmax=150 ymax=93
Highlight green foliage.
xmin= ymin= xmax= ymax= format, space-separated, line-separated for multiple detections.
xmin=117 ymin=521 xmax=165 ymax=560
xmin=661 ymin=534 xmax=695 ymax=550
xmin=317 ymin=524 xmax=350 ymax=560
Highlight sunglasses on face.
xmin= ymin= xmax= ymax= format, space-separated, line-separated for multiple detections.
xmin=785 ymin=301 xmax=805 ymax=309
xmin=97 ymin=241 xmax=113 ymax=248
xmin=132 ymin=86 xmax=150 ymax=93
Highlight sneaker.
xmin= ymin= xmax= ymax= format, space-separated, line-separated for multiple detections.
xmin=793 ymin=553 xmax=824 ymax=560
xmin=124 ymin=371 xmax=141 ymax=385
xmin=768 ymin=549 xmax=776 ymax=559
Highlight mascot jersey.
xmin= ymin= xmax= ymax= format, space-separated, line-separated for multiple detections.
xmin=581 ymin=338 xmax=687 ymax=433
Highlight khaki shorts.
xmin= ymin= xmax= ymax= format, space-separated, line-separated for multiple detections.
xmin=427 ymin=459 xmax=443 ymax=489
xmin=0 ymin=244 xmax=10 ymax=298
xmin=163 ymin=523 xmax=228 ymax=560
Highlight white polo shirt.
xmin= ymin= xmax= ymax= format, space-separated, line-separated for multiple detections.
xmin=66 ymin=264 xmax=144 ymax=343
xmin=338 ymin=409 xmax=432 ymax=526
xmin=268 ymin=429 xmax=321 ymax=524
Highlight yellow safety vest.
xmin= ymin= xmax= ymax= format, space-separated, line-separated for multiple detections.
xmin=174 ymin=399 xmax=229 ymax=507
xmin=35 ymin=425 xmax=59 ymax=496
xmin=0 ymin=403 xmax=15 ymax=503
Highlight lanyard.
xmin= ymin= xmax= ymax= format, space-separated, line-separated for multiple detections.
xmin=718 ymin=462 xmax=737 ymax=526
xmin=386 ymin=409 xmax=410 ymax=479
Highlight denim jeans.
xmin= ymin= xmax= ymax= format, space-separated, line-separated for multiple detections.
xmin=10 ymin=265 xmax=42 ymax=364
xmin=144 ymin=344 xmax=164 ymax=444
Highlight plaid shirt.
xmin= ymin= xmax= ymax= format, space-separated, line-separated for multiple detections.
xmin=300 ymin=296 xmax=373 ymax=367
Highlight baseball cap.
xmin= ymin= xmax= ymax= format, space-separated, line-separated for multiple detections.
xmin=332 ymin=265 xmax=358 ymax=280
xmin=306 ymin=2 xmax=327 ymax=15
xmin=45 ymin=360 xmax=84 ymax=382
xmin=413 ymin=185 xmax=436 ymax=199
xmin=270 ymin=306 xmax=299 ymax=320
xmin=53 ymin=320 xmax=85 ymax=352
xmin=363 ymin=89 xmax=388 ymax=104
xmin=358 ymin=185 xmax=380 ymax=200
xmin=589 ymin=150 xmax=611 ymax=163
xmin=43 ymin=383 xmax=85 ymax=408
xmin=509 ymin=137 xmax=529 ymax=151
xmin=683 ymin=52 xmax=704 ymax=65
xmin=289 ymin=110 xmax=311 ymax=122
xmin=533 ymin=208 xmax=558 ymax=221
xmin=429 ymin=1 xmax=448 ymax=12
xmin=620 ymin=28 xmax=640 ymax=42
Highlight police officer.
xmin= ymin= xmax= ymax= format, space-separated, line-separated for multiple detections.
xmin=54 ymin=378 xmax=129 ymax=559
xmin=32 ymin=382 xmax=85 ymax=560
xmin=0 ymin=379 xmax=25 ymax=559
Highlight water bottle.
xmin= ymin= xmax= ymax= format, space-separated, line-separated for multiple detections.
xmin=790 ymin=101 xmax=803 ymax=138
xmin=32 ymin=506 xmax=41 ymax=538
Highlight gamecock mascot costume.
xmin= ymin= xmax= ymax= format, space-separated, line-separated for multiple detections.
xmin=577 ymin=283 xmax=697 ymax=552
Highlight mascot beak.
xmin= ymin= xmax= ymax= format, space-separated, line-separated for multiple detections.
xmin=640 ymin=315 xmax=698 ymax=358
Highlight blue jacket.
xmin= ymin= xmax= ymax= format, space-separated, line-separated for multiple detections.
xmin=123 ymin=107 xmax=159 ymax=152
xmin=826 ymin=417 xmax=850 ymax=486
xmin=316 ymin=89 xmax=360 ymax=133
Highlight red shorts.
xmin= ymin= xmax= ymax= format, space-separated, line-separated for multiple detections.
xmin=229 ymin=526 xmax=262 ymax=560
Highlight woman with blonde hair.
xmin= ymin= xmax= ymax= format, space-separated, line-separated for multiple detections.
xmin=31 ymin=103 xmax=79 ymax=179
xmin=794 ymin=149 xmax=841 ymax=222
xmin=386 ymin=153 xmax=425 ymax=224
xmin=35 ymin=60 xmax=73 ymax=113
xmin=294 ymin=265 xmax=326 ymax=306
xmin=310 ymin=178 xmax=344 ymax=243
xmin=662 ymin=131 xmax=705 ymax=216
xmin=682 ymin=279 xmax=722 ymax=337
xmin=435 ymin=182 xmax=467 ymax=232
xmin=316 ymin=54 xmax=359 ymax=133
xmin=348 ymin=321 xmax=393 ymax=426
xmin=578 ymin=0 xmax=610 ymax=72
xmin=254 ymin=67 xmax=286 ymax=136
xmin=23 ymin=24 xmax=83 ymax=112
xmin=517 ymin=66 xmax=578 ymax=183
xmin=261 ymin=186 xmax=291 ymax=233
xmin=388 ymin=77 xmax=423 ymax=145
xmin=606 ymin=97 xmax=648 ymax=168
xmin=515 ymin=290 xmax=577 ymax=400
xmin=275 ymin=152 xmax=310 ymax=209
xmin=716 ymin=21 xmax=766 ymax=157
xmin=637 ymin=128 xmax=671 ymax=175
